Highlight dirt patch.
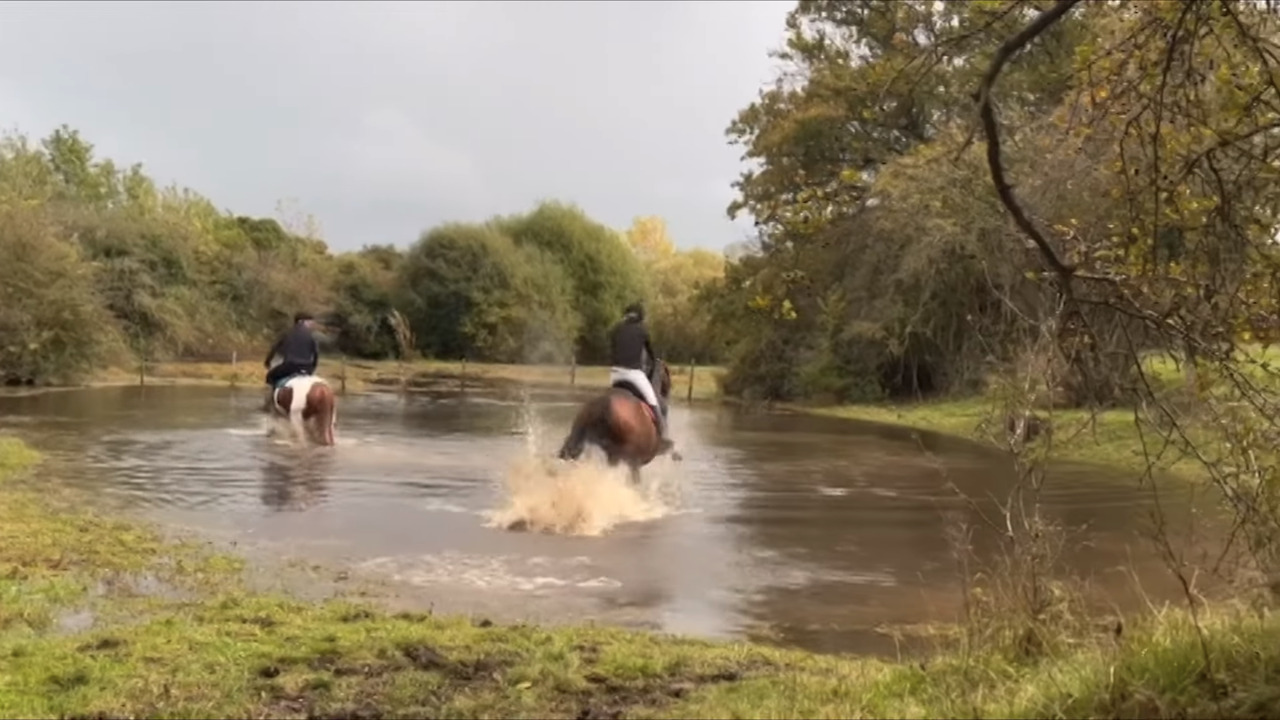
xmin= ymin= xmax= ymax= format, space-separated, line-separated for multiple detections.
xmin=398 ymin=642 xmax=450 ymax=671
xmin=306 ymin=705 xmax=385 ymax=720
xmin=338 ymin=607 xmax=376 ymax=623
xmin=398 ymin=642 xmax=507 ymax=682
xmin=240 ymin=613 xmax=280 ymax=629
xmin=573 ymin=664 xmax=761 ymax=719
xmin=76 ymin=636 xmax=127 ymax=653
xmin=243 ymin=638 xmax=766 ymax=720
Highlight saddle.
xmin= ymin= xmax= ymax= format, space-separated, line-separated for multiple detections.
xmin=273 ymin=372 xmax=311 ymax=391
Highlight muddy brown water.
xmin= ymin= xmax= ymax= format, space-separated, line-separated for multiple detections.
xmin=0 ymin=385 xmax=1211 ymax=657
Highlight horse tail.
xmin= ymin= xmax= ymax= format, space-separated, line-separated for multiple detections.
xmin=558 ymin=393 xmax=612 ymax=461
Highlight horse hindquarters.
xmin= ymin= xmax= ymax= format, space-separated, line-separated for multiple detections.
xmin=558 ymin=395 xmax=612 ymax=462
xmin=306 ymin=385 xmax=337 ymax=446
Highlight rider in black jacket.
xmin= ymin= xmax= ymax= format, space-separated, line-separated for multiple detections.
xmin=262 ymin=312 xmax=320 ymax=410
xmin=608 ymin=303 xmax=673 ymax=452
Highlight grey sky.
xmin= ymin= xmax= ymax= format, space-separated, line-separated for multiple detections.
xmin=0 ymin=0 xmax=791 ymax=253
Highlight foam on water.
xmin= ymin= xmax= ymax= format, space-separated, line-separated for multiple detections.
xmin=483 ymin=393 xmax=676 ymax=536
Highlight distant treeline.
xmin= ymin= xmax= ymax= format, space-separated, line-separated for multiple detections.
xmin=0 ymin=127 xmax=726 ymax=384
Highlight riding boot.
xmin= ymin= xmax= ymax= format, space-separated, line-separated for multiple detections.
xmin=651 ymin=403 xmax=674 ymax=452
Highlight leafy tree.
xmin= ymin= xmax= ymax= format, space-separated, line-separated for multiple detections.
xmin=495 ymin=201 xmax=645 ymax=363
xmin=709 ymin=0 xmax=1094 ymax=401
xmin=329 ymin=246 xmax=407 ymax=359
xmin=623 ymin=216 xmax=724 ymax=363
xmin=0 ymin=206 xmax=117 ymax=382
xmin=400 ymin=223 xmax=578 ymax=363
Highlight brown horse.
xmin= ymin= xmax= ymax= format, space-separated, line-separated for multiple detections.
xmin=269 ymin=374 xmax=338 ymax=446
xmin=556 ymin=358 xmax=679 ymax=483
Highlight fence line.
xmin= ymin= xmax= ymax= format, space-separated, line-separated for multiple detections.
xmin=131 ymin=352 xmax=714 ymax=402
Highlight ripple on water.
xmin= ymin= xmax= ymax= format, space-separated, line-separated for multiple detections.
xmin=357 ymin=551 xmax=623 ymax=592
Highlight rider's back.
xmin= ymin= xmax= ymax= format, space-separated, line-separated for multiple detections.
xmin=276 ymin=324 xmax=318 ymax=366
xmin=609 ymin=321 xmax=648 ymax=370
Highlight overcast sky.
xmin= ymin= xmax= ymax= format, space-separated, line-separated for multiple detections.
xmin=0 ymin=0 xmax=791 ymax=253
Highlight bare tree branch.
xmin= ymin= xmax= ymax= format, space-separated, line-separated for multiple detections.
xmin=975 ymin=0 xmax=1084 ymax=283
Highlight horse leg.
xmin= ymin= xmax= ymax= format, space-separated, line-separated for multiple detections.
xmin=326 ymin=397 xmax=337 ymax=446
xmin=557 ymin=421 xmax=588 ymax=461
xmin=628 ymin=464 xmax=641 ymax=486
xmin=289 ymin=411 xmax=307 ymax=445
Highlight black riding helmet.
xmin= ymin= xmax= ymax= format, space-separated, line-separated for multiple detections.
xmin=623 ymin=302 xmax=645 ymax=322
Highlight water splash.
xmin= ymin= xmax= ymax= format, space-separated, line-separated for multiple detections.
xmin=485 ymin=392 xmax=673 ymax=536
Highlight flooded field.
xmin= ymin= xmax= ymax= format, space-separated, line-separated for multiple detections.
xmin=0 ymin=385 xmax=1204 ymax=656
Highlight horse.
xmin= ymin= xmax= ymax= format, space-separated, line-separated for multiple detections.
xmin=556 ymin=357 xmax=678 ymax=484
xmin=268 ymin=373 xmax=338 ymax=447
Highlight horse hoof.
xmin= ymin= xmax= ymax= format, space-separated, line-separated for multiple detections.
xmin=671 ymin=450 xmax=683 ymax=462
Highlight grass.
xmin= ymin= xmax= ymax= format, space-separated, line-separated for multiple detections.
xmin=2 ymin=436 xmax=1280 ymax=718
xmin=89 ymin=358 xmax=726 ymax=402
xmin=798 ymin=348 xmax=1280 ymax=480
xmin=806 ymin=397 xmax=1199 ymax=479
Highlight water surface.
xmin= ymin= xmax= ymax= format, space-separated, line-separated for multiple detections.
xmin=0 ymin=385 xmax=1205 ymax=656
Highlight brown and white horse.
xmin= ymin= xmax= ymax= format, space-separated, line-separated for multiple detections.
xmin=268 ymin=374 xmax=338 ymax=446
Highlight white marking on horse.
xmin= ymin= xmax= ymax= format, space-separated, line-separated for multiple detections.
xmin=275 ymin=375 xmax=324 ymax=414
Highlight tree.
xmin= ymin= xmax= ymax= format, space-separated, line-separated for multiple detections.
xmin=709 ymin=0 xmax=1094 ymax=401
xmin=0 ymin=206 xmax=117 ymax=382
xmin=623 ymin=216 xmax=725 ymax=363
xmin=329 ymin=246 xmax=407 ymax=359
xmin=495 ymin=201 xmax=646 ymax=363
xmin=400 ymin=223 xmax=579 ymax=363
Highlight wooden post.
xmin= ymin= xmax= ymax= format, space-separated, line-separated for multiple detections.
xmin=340 ymin=355 xmax=348 ymax=395
xmin=230 ymin=351 xmax=238 ymax=387
xmin=569 ymin=355 xmax=577 ymax=387
xmin=138 ymin=353 xmax=146 ymax=387
xmin=686 ymin=360 xmax=695 ymax=403
xmin=460 ymin=356 xmax=468 ymax=393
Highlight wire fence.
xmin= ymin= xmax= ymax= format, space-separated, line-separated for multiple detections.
xmin=137 ymin=352 xmax=715 ymax=403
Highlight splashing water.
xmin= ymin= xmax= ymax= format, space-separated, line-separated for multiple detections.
xmin=485 ymin=393 xmax=673 ymax=536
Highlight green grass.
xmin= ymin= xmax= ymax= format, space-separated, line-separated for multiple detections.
xmin=2 ymin=436 xmax=1280 ymax=718
xmin=807 ymin=398 xmax=1200 ymax=478
xmin=798 ymin=347 xmax=1280 ymax=480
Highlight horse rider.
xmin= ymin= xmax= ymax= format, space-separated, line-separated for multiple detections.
xmin=262 ymin=311 xmax=320 ymax=412
xmin=608 ymin=302 xmax=674 ymax=453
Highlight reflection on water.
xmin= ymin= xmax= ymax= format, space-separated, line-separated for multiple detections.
xmin=260 ymin=448 xmax=334 ymax=512
xmin=0 ymin=385 xmax=1212 ymax=656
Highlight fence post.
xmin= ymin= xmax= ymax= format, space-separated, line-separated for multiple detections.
xmin=687 ymin=360 xmax=695 ymax=403
xmin=460 ymin=356 xmax=468 ymax=393
xmin=138 ymin=352 xmax=146 ymax=387
xmin=570 ymin=355 xmax=577 ymax=387
xmin=230 ymin=351 xmax=238 ymax=387
xmin=340 ymin=355 xmax=348 ymax=395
